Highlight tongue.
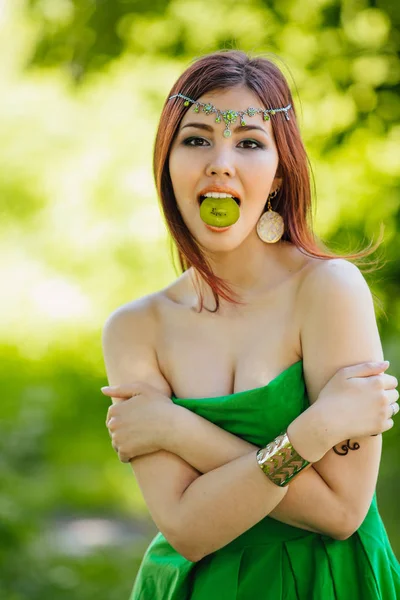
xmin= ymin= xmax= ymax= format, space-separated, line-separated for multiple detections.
xmin=200 ymin=197 xmax=240 ymax=228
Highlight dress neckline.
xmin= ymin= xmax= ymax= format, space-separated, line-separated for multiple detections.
xmin=171 ymin=359 xmax=303 ymax=402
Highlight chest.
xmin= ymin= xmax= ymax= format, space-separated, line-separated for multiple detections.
xmin=156 ymin=292 xmax=302 ymax=399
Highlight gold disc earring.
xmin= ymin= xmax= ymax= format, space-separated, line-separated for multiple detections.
xmin=256 ymin=188 xmax=284 ymax=243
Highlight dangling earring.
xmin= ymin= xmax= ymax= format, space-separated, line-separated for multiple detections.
xmin=256 ymin=187 xmax=284 ymax=243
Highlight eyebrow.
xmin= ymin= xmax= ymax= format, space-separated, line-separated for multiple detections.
xmin=181 ymin=122 xmax=270 ymax=138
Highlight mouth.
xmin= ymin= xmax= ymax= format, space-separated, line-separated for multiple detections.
xmin=204 ymin=224 xmax=233 ymax=232
xmin=198 ymin=192 xmax=241 ymax=228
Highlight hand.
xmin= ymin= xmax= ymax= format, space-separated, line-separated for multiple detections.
xmin=316 ymin=361 xmax=399 ymax=449
xmin=101 ymin=382 xmax=173 ymax=463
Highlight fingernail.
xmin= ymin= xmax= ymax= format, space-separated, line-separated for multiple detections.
xmin=379 ymin=361 xmax=389 ymax=366
xmin=101 ymin=386 xmax=112 ymax=391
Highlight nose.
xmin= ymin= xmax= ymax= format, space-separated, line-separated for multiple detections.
xmin=205 ymin=148 xmax=236 ymax=178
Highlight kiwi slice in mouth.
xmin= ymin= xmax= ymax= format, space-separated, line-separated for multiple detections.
xmin=199 ymin=195 xmax=241 ymax=206
xmin=199 ymin=196 xmax=241 ymax=227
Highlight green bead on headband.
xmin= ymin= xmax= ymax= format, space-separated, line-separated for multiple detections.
xmin=168 ymin=93 xmax=292 ymax=137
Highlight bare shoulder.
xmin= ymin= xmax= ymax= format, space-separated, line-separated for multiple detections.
xmin=301 ymin=255 xmax=366 ymax=281
xmin=102 ymin=291 xmax=159 ymax=351
xmin=101 ymin=291 xmax=172 ymax=395
xmin=297 ymin=257 xmax=371 ymax=311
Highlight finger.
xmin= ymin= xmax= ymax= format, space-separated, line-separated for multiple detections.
xmin=385 ymin=388 xmax=399 ymax=404
xmin=382 ymin=374 xmax=399 ymax=390
xmin=101 ymin=383 xmax=143 ymax=398
xmin=344 ymin=361 xmax=390 ymax=379
xmin=106 ymin=416 xmax=118 ymax=431
xmin=101 ymin=389 xmax=131 ymax=399
xmin=381 ymin=419 xmax=394 ymax=434
xmin=101 ymin=387 xmax=136 ymax=399
xmin=106 ymin=418 xmax=113 ymax=436
xmin=388 ymin=402 xmax=399 ymax=419
xmin=119 ymin=453 xmax=131 ymax=464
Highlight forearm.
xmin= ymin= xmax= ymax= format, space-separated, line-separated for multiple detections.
xmin=268 ymin=466 xmax=348 ymax=537
xmin=166 ymin=404 xmax=256 ymax=471
xmin=166 ymin=404 xmax=347 ymax=538
xmin=173 ymin=448 xmax=288 ymax=561
xmin=163 ymin=406 xmax=335 ymax=561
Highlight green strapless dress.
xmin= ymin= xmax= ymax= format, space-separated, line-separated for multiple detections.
xmin=130 ymin=360 xmax=400 ymax=599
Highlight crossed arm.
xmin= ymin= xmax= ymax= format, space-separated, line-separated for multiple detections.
xmin=102 ymin=260 xmax=383 ymax=562
xmin=160 ymin=400 xmax=381 ymax=534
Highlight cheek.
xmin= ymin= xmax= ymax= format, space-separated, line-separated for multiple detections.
xmin=243 ymin=150 xmax=277 ymax=171
xmin=242 ymin=154 xmax=278 ymax=190
xmin=168 ymin=151 xmax=179 ymax=187
xmin=168 ymin=157 xmax=194 ymax=220
xmin=169 ymin=150 xmax=203 ymax=205
xmin=170 ymin=149 xmax=195 ymax=188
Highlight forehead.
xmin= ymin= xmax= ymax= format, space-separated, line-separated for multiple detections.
xmin=179 ymin=85 xmax=273 ymax=136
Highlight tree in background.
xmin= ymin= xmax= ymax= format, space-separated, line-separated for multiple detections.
xmin=1 ymin=0 xmax=399 ymax=597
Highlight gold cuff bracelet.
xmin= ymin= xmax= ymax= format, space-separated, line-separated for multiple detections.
xmin=256 ymin=430 xmax=312 ymax=487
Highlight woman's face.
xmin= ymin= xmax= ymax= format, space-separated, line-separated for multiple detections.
xmin=169 ymin=85 xmax=282 ymax=253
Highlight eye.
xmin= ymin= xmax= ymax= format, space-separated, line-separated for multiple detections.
xmin=182 ymin=136 xmax=210 ymax=147
xmin=237 ymin=139 xmax=265 ymax=150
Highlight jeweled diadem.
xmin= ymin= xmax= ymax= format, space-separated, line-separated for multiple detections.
xmin=168 ymin=92 xmax=292 ymax=137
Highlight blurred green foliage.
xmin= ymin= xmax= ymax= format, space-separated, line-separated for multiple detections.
xmin=1 ymin=0 xmax=399 ymax=597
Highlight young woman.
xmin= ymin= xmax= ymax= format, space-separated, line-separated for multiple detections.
xmin=101 ymin=50 xmax=400 ymax=599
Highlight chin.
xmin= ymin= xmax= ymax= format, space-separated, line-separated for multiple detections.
xmin=196 ymin=232 xmax=244 ymax=253
xmin=183 ymin=215 xmax=246 ymax=250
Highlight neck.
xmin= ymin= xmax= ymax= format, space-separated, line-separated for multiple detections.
xmin=191 ymin=235 xmax=291 ymax=308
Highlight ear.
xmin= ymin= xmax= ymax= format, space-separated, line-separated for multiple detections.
xmin=272 ymin=163 xmax=283 ymax=188
xmin=271 ymin=175 xmax=283 ymax=192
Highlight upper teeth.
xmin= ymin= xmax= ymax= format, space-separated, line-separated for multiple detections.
xmin=203 ymin=192 xmax=235 ymax=199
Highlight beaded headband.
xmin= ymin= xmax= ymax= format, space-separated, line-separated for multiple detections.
xmin=168 ymin=92 xmax=292 ymax=138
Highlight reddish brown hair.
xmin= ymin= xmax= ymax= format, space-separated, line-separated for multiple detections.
xmin=153 ymin=50 xmax=384 ymax=312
